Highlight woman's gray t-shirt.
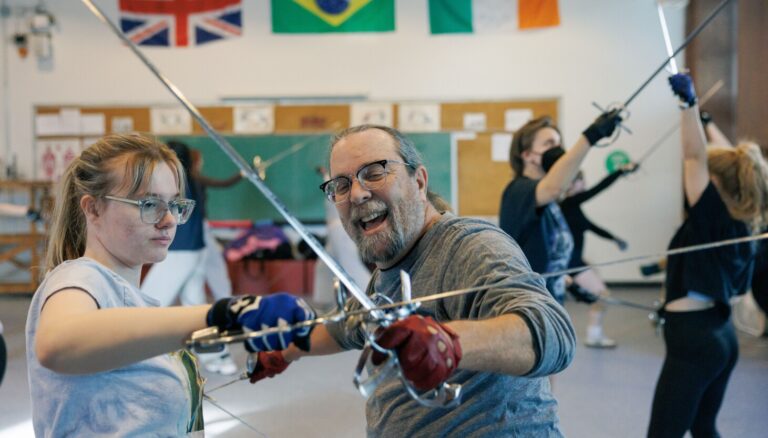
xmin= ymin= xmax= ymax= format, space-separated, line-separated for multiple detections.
xmin=26 ymin=257 xmax=200 ymax=437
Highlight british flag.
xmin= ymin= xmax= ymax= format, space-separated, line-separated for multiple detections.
xmin=119 ymin=0 xmax=242 ymax=47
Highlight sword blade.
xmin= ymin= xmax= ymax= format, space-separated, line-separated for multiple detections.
xmin=80 ymin=0 xmax=378 ymax=314
xmin=190 ymin=232 xmax=768 ymax=348
xmin=624 ymin=0 xmax=733 ymax=108
xmin=656 ymin=2 xmax=679 ymax=74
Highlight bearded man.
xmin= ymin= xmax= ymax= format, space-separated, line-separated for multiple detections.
xmin=250 ymin=125 xmax=576 ymax=437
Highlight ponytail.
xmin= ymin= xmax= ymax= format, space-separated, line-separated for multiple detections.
xmin=707 ymin=141 xmax=768 ymax=229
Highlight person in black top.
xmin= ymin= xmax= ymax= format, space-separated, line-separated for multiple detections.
xmin=698 ymin=114 xmax=768 ymax=316
xmin=541 ymin=148 xmax=636 ymax=347
xmin=500 ymin=112 xmax=623 ymax=304
xmin=647 ymin=74 xmax=768 ymax=437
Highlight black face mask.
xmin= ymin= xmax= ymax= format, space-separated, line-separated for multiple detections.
xmin=541 ymin=146 xmax=566 ymax=173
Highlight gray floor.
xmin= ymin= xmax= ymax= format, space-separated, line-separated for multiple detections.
xmin=1 ymin=288 xmax=767 ymax=437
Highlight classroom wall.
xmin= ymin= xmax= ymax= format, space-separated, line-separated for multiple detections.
xmin=0 ymin=0 xmax=688 ymax=282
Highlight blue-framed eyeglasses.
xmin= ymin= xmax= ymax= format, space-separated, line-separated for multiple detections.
xmin=104 ymin=195 xmax=196 ymax=225
xmin=319 ymin=159 xmax=414 ymax=204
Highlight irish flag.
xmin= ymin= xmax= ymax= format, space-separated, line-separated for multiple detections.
xmin=429 ymin=0 xmax=560 ymax=34
xmin=272 ymin=0 xmax=395 ymax=33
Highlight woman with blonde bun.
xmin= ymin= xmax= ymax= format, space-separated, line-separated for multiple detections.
xmin=648 ymin=74 xmax=768 ymax=437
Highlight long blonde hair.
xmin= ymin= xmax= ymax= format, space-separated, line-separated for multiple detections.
xmin=707 ymin=141 xmax=768 ymax=229
xmin=44 ymin=134 xmax=184 ymax=274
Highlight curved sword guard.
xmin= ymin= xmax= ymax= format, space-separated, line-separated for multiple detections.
xmin=590 ymin=102 xmax=633 ymax=148
xmin=351 ymin=271 xmax=461 ymax=408
xmin=353 ymin=342 xmax=462 ymax=408
xmin=333 ymin=277 xmax=349 ymax=314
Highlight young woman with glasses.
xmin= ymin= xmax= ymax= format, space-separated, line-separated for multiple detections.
xmin=26 ymin=133 xmax=315 ymax=436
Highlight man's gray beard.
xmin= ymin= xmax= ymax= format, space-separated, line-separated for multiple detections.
xmin=347 ymin=198 xmax=423 ymax=266
xmin=357 ymin=221 xmax=406 ymax=265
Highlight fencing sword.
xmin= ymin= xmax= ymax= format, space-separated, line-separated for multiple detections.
xmin=199 ymin=229 xmax=768 ymax=420
xmin=252 ymin=125 xmax=340 ymax=180
xmin=591 ymin=0 xmax=733 ymax=147
xmin=202 ymin=394 xmax=268 ymax=437
xmin=656 ymin=0 xmax=679 ymax=75
xmin=80 ymin=0 xmax=454 ymax=409
xmin=190 ymin=230 xmax=768 ymax=351
xmin=80 ymin=0 xmax=375 ymax=311
xmin=623 ymin=0 xmax=732 ymax=109
xmin=632 ymin=0 xmax=705 ymax=165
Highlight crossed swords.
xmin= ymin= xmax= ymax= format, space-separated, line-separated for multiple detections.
xmin=81 ymin=0 xmax=742 ymax=431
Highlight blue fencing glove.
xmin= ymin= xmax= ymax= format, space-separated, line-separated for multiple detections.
xmin=207 ymin=293 xmax=316 ymax=352
xmin=582 ymin=109 xmax=623 ymax=146
xmin=668 ymin=73 xmax=697 ymax=107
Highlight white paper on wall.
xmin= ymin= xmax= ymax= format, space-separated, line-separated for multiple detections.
xmin=111 ymin=116 xmax=135 ymax=133
xmin=504 ymin=109 xmax=534 ymax=131
xmin=463 ymin=112 xmax=487 ymax=131
xmin=35 ymin=114 xmax=62 ymax=136
xmin=58 ymin=109 xmax=82 ymax=135
xmin=233 ymin=105 xmax=274 ymax=134
xmin=397 ymin=103 xmax=441 ymax=132
xmin=491 ymin=133 xmax=513 ymax=162
xmin=37 ymin=138 xmax=82 ymax=181
xmin=81 ymin=113 xmax=106 ymax=135
xmin=350 ymin=103 xmax=394 ymax=127
xmin=150 ymin=107 xmax=192 ymax=134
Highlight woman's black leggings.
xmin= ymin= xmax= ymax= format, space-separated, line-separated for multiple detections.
xmin=648 ymin=307 xmax=738 ymax=438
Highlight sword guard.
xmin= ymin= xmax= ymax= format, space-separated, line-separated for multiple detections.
xmin=590 ymin=101 xmax=632 ymax=147
xmin=188 ymin=326 xmax=226 ymax=354
xmin=353 ymin=343 xmax=462 ymax=408
xmin=351 ymin=271 xmax=459 ymax=408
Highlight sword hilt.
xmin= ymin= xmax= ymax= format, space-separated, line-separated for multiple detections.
xmin=352 ymin=271 xmax=462 ymax=408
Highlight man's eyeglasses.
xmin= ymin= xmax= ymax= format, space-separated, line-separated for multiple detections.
xmin=104 ymin=195 xmax=196 ymax=225
xmin=319 ymin=159 xmax=414 ymax=204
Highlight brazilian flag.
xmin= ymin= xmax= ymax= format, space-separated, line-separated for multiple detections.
xmin=272 ymin=0 xmax=395 ymax=33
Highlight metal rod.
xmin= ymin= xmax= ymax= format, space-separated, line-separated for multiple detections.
xmin=624 ymin=0 xmax=733 ymax=108
xmin=203 ymin=395 xmax=268 ymax=436
xmin=656 ymin=2 xmax=679 ymax=74
xmin=191 ymin=231 xmax=768 ymax=347
xmin=80 ymin=0 xmax=377 ymax=313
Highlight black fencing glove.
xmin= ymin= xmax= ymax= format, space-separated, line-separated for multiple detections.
xmin=567 ymin=283 xmax=600 ymax=304
xmin=582 ymin=109 xmax=623 ymax=146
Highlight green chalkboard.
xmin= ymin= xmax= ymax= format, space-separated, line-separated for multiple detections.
xmin=160 ymin=133 xmax=452 ymax=222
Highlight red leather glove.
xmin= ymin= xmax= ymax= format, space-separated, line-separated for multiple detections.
xmin=248 ymin=351 xmax=289 ymax=384
xmin=371 ymin=315 xmax=462 ymax=391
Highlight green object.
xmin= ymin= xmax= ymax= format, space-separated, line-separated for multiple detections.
xmin=429 ymin=0 xmax=473 ymax=34
xmin=605 ymin=150 xmax=631 ymax=173
xmin=271 ymin=0 xmax=395 ymax=34
xmin=161 ymin=133 xmax=452 ymax=222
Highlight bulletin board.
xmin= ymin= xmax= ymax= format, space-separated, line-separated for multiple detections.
xmin=34 ymin=97 xmax=558 ymax=219
xmin=441 ymin=99 xmax=558 ymax=132
xmin=454 ymin=99 xmax=558 ymax=217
